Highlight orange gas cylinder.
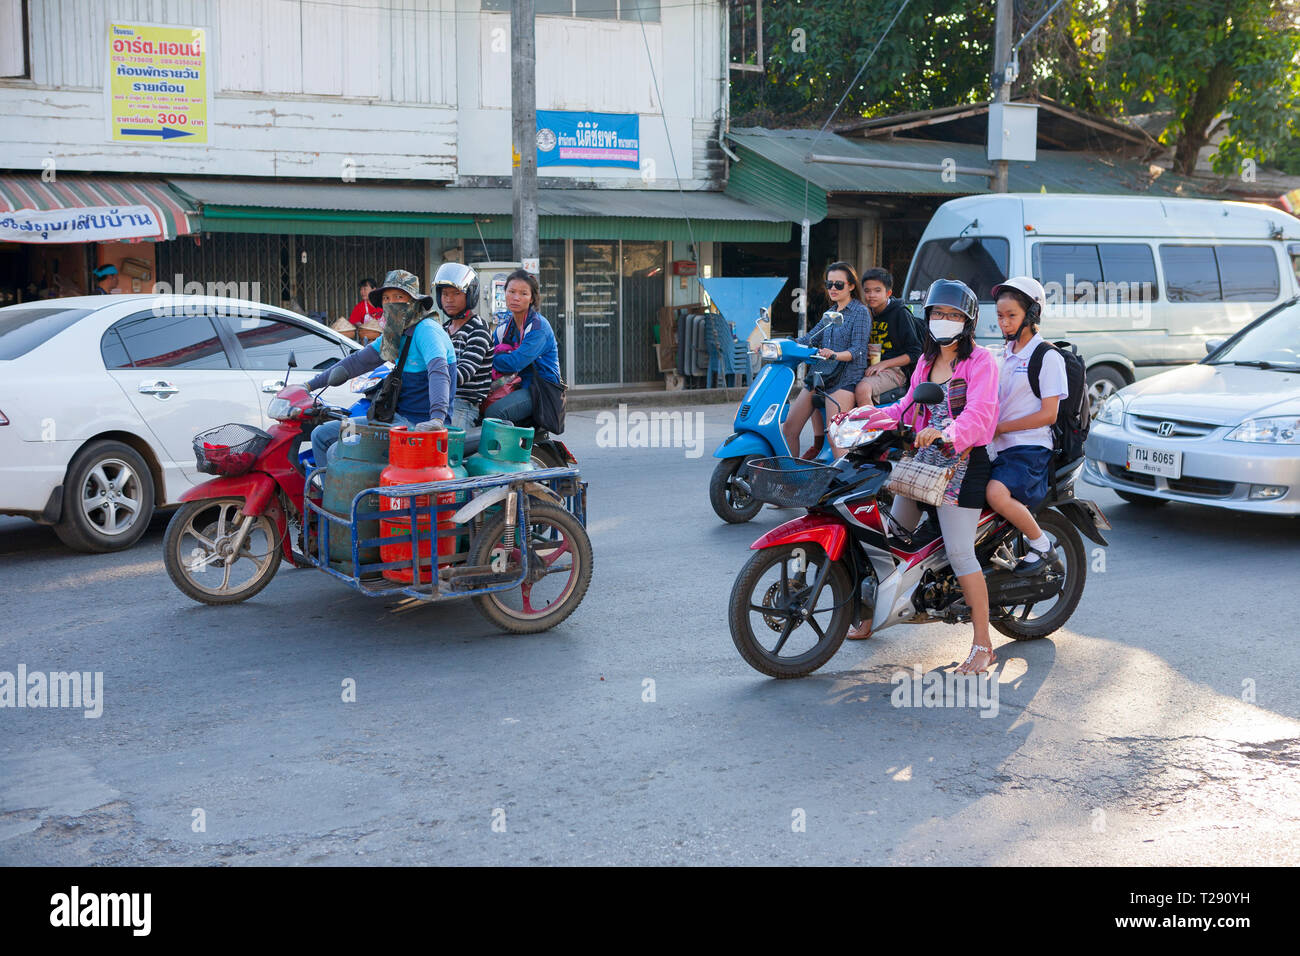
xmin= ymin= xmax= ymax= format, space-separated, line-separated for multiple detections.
xmin=379 ymin=426 xmax=455 ymax=583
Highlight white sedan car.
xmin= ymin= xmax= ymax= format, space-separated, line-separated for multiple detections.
xmin=1084 ymin=296 xmax=1300 ymax=513
xmin=0 ymin=295 xmax=362 ymax=551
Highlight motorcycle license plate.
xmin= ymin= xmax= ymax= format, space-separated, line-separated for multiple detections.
xmin=1126 ymin=444 xmax=1181 ymax=479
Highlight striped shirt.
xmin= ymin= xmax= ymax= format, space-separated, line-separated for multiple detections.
xmin=443 ymin=313 xmax=493 ymax=405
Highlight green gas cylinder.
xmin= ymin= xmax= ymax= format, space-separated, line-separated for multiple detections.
xmin=446 ymin=426 xmax=471 ymax=556
xmin=466 ymin=418 xmax=536 ymax=477
xmin=323 ymin=422 xmax=391 ymax=570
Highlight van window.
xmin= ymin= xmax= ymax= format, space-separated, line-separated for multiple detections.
xmin=1033 ymin=243 xmax=1158 ymax=303
xmin=1216 ymin=246 xmax=1280 ymax=301
xmin=1159 ymin=246 xmax=1221 ymax=302
xmin=1097 ymin=244 xmax=1158 ymax=301
xmin=1159 ymin=244 xmax=1281 ymax=302
xmin=907 ymin=237 xmax=1009 ymax=303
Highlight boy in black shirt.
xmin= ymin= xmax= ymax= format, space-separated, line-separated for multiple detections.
xmin=854 ymin=267 xmax=922 ymax=406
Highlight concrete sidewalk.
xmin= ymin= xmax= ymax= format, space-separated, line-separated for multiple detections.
xmin=566 ymin=386 xmax=747 ymax=411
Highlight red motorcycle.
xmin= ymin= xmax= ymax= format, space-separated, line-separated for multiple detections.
xmin=163 ymin=361 xmax=341 ymax=605
xmin=728 ymin=382 xmax=1111 ymax=678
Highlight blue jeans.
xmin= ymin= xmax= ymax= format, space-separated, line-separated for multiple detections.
xmin=311 ymin=412 xmax=413 ymax=466
xmin=482 ymin=386 xmax=533 ymax=425
xmin=450 ymin=398 xmax=480 ymax=432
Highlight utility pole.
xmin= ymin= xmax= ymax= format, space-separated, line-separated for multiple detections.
xmin=511 ymin=0 xmax=539 ymax=268
xmin=990 ymin=0 xmax=1013 ymax=193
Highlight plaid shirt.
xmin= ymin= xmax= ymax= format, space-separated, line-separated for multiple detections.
xmin=798 ymin=298 xmax=872 ymax=387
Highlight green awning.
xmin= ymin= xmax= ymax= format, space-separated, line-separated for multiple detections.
xmin=168 ymin=179 xmax=791 ymax=242
xmin=723 ymin=127 xmax=1214 ymax=216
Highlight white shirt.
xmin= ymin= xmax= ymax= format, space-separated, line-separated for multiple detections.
xmin=993 ymin=333 xmax=1067 ymax=453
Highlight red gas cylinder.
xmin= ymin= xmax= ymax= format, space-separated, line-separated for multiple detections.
xmin=379 ymin=426 xmax=455 ymax=583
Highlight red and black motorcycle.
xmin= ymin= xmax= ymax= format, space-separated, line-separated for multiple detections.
xmin=163 ymin=354 xmax=341 ymax=605
xmin=728 ymin=382 xmax=1111 ymax=678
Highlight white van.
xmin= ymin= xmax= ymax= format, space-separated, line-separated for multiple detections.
xmin=901 ymin=193 xmax=1300 ymax=407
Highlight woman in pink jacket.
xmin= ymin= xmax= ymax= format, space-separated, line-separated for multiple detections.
xmin=844 ymin=279 xmax=1000 ymax=674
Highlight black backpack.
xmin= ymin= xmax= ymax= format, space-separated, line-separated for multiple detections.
xmin=1028 ymin=340 xmax=1090 ymax=467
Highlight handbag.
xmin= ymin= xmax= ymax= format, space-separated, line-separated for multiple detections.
xmin=367 ymin=331 xmax=414 ymax=424
xmin=886 ymin=444 xmax=968 ymax=508
xmin=530 ymin=371 xmax=567 ymax=434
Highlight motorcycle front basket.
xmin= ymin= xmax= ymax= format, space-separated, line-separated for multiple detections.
xmin=194 ymin=423 xmax=272 ymax=477
xmin=745 ymin=456 xmax=840 ymax=508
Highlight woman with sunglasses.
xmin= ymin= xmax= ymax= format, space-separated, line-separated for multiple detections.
xmin=780 ymin=262 xmax=872 ymax=459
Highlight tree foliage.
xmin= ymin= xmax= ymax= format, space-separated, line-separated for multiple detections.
xmin=730 ymin=0 xmax=1300 ymax=177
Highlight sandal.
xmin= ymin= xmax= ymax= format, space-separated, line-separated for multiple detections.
xmin=955 ymin=642 xmax=997 ymax=674
xmin=845 ymin=619 xmax=873 ymax=640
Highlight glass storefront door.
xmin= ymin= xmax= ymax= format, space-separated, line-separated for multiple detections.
xmin=572 ymin=241 xmax=620 ymax=385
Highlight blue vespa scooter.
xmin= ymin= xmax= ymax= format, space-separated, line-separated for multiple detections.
xmin=709 ymin=310 xmax=851 ymax=523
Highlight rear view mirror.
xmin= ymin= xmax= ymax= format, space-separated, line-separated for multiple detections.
xmin=824 ymin=310 xmax=844 ymax=326
xmin=1205 ymin=338 xmax=1225 ymax=355
xmin=913 ymin=382 xmax=945 ymax=405
xmin=287 ymin=351 xmax=298 ymax=369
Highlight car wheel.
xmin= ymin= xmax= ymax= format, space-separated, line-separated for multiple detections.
xmin=1086 ymin=366 xmax=1128 ymax=418
xmin=53 ymin=440 xmax=156 ymax=553
xmin=1115 ymin=490 xmax=1168 ymax=507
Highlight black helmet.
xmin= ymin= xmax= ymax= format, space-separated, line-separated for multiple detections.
xmin=923 ymin=278 xmax=978 ymax=324
xmin=433 ymin=262 xmax=479 ymax=319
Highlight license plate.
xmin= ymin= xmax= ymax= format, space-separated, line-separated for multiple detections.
xmin=1126 ymin=444 xmax=1182 ymax=479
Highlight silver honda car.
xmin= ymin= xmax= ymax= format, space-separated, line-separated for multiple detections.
xmin=1084 ymin=296 xmax=1300 ymax=514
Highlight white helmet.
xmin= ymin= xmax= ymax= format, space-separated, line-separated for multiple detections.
xmin=991 ymin=276 xmax=1045 ymax=340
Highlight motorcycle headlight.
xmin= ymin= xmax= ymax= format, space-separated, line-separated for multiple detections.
xmin=267 ymin=397 xmax=301 ymax=421
xmin=1095 ymin=395 xmax=1126 ymax=426
xmin=830 ymin=418 xmax=881 ymax=449
xmin=758 ymin=341 xmax=782 ymax=361
xmin=1225 ymin=416 xmax=1300 ymax=444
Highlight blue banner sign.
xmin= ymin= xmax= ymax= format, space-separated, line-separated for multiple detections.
xmin=536 ymin=111 xmax=640 ymax=169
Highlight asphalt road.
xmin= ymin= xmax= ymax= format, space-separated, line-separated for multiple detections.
xmin=2 ymin=402 xmax=1298 ymax=865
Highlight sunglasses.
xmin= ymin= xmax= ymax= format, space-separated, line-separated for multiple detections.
xmin=826 ymin=280 xmax=849 ymax=291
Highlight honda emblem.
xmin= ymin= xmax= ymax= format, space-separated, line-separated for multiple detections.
xmin=1156 ymin=421 xmax=1176 ymax=437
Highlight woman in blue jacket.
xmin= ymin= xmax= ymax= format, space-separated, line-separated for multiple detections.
xmin=482 ymin=269 xmax=562 ymax=426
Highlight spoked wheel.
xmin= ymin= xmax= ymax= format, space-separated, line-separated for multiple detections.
xmin=992 ymin=509 xmax=1086 ymax=640
xmin=468 ymin=502 xmax=593 ymax=633
xmin=164 ymin=498 xmax=283 ymax=605
xmin=710 ymin=455 xmax=763 ymax=523
xmin=728 ymin=542 xmax=853 ymax=677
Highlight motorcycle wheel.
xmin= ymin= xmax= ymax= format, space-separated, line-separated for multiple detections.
xmin=729 ymin=542 xmax=853 ymax=678
xmin=710 ymin=455 xmax=763 ymax=523
xmin=992 ymin=509 xmax=1086 ymax=640
xmin=468 ymin=502 xmax=593 ymax=634
xmin=164 ymin=498 xmax=283 ymax=605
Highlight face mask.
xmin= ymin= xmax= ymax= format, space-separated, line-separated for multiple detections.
xmin=379 ymin=301 xmax=420 ymax=362
xmin=929 ymin=318 xmax=966 ymax=344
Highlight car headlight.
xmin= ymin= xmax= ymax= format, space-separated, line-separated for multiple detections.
xmin=1225 ymin=416 xmax=1300 ymax=444
xmin=758 ymin=341 xmax=782 ymax=361
xmin=1095 ymin=395 xmax=1126 ymax=426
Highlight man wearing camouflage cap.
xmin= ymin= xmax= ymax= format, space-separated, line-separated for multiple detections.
xmin=308 ymin=269 xmax=458 ymax=464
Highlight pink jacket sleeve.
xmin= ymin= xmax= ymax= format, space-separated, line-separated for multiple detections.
xmin=941 ymin=346 xmax=1000 ymax=454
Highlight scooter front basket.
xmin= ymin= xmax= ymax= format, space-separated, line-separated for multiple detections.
xmin=746 ymin=456 xmax=840 ymax=508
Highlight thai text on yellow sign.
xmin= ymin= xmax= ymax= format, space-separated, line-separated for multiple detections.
xmin=108 ymin=22 xmax=208 ymax=145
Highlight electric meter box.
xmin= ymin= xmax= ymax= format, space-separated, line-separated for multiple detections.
xmin=987 ymin=102 xmax=1038 ymax=162
xmin=470 ymin=261 xmax=521 ymax=319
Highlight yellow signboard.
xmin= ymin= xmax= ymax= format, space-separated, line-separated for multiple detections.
xmin=108 ymin=22 xmax=209 ymax=145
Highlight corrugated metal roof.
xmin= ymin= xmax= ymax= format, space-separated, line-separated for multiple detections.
xmin=726 ymin=128 xmax=1212 ymax=199
xmin=168 ymin=179 xmax=786 ymax=221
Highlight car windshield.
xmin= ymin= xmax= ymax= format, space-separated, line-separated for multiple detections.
xmin=905 ymin=237 xmax=1009 ymax=305
xmin=0 ymin=306 xmax=94 ymax=360
xmin=1208 ymin=299 xmax=1300 ymax=370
